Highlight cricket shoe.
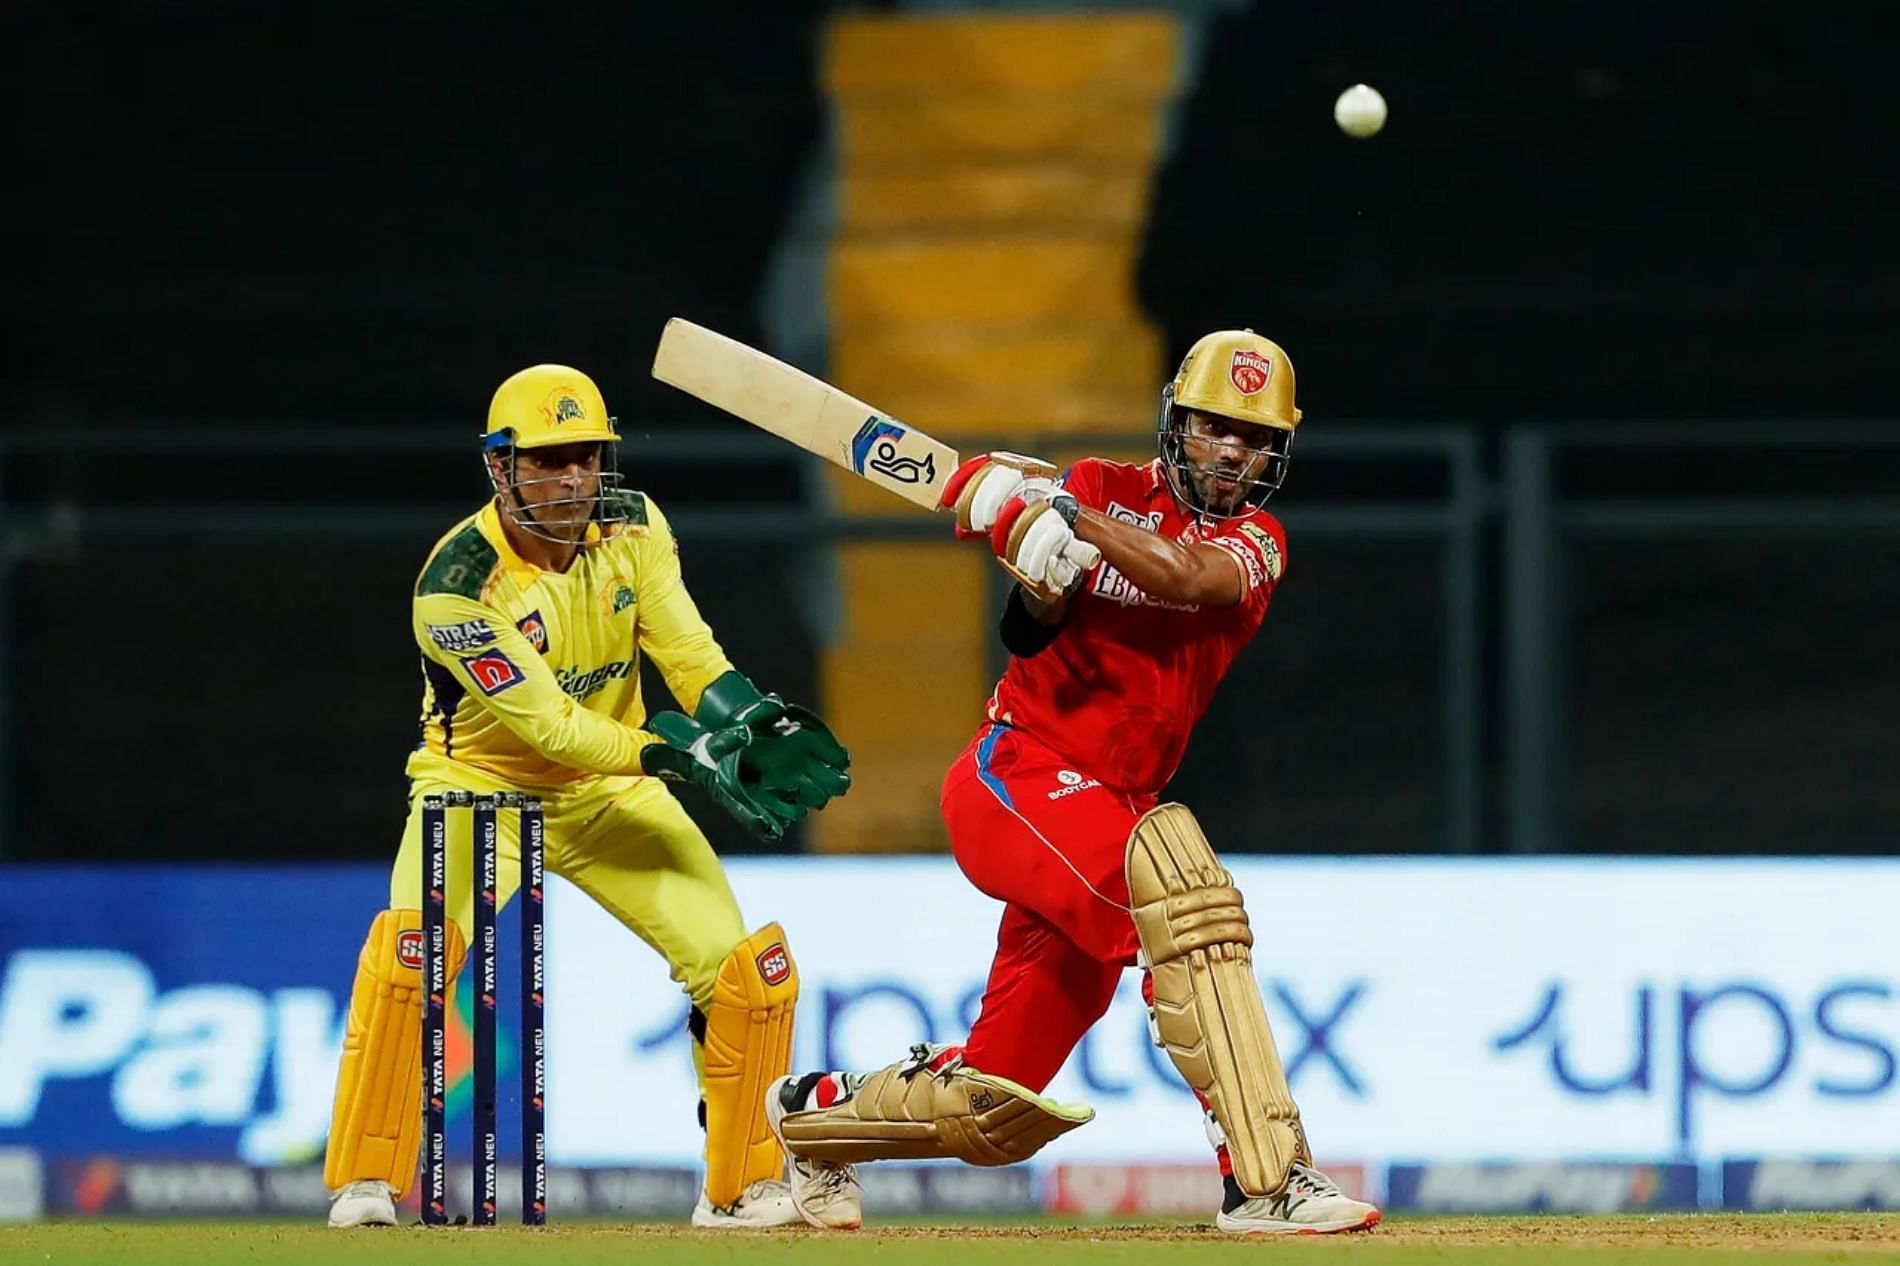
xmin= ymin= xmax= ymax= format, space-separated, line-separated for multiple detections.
xmin=690 ymin=1177 xmax=801 ymax=1228
xmin=765 ymin=1071 xmax=864 ymax=1230
xmin=1215 ymin=1162 xmax=1381 ymax=1235
xmin=326 ymin=1179 xmax=397 ymax=1228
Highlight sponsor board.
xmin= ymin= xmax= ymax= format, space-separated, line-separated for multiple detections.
xmin=1385 ymin=1162 xmax=1699 ymax=1213
xmin=34 ymin=1160 xmax=1029 ymax=1220
xmin=1724 ymin=1159 xmax=1900 ymax=1211
xmin=1047 ymin=1162 xmax=1368 ymax=1217
xmin=2 ymin=860 xmax=1897 ymax=1173
xmin=0 ymin=1147 xmax=42 ymax=1222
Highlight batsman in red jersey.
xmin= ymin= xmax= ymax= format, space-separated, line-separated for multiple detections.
xmin=765 ymin=331 xmax=1380 ymax=1236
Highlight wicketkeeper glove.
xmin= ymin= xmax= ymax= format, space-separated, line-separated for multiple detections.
xmin=695 ymin=671 xmax=853 ymax=811
xmin=640 ymin=712 xmax=805 ymax=842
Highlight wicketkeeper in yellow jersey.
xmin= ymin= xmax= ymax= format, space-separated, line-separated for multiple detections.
xmin=323 ymin=364 xmax=850 ymax=1229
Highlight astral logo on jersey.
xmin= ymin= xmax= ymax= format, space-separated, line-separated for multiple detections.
xmin=462 ymin=649 xmax=525 ymax=696
xmin=426 ymin=619 xmax=495 ymax=653
xmin=516 ymin=611 xmax=549 ymax=654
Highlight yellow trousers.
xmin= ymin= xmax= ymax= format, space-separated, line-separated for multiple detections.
xmin=391 ymin=755 xmax=746 ymax=1010
xmin=324 ymin=756 xmax=750 ymax=1196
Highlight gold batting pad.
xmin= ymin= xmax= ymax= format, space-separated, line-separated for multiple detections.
xmin=324 ymin=908 xmax=466 ymax=1196
xmin=778 ymin=1047 xmax=1093 ymax=1166
xmin=1126 ymin=803 xmax=1310 ymax=1197
xmin=702 ymin=923 xmax=799 ymax=1207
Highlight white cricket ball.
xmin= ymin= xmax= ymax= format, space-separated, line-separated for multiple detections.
xmin=1333 ymin=83 xmax=1387 ymax=139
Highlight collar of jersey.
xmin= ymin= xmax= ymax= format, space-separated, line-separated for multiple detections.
xmin=477 ymin=501 xmax=603 ymax=587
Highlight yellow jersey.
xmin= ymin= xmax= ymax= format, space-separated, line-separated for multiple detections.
xmin=407 ymin=492 xmax=733 ymax=786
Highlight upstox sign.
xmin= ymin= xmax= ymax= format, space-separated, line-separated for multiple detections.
xmin=1 ymin=860 xmax=1896 ymax=1166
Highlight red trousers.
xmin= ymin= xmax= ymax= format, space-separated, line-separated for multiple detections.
xmin=941 ymin=722 xmax=1157 ymax=1093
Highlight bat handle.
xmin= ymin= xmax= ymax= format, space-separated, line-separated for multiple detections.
xmin=1061 ymin=540 xmax=1102 ymax=571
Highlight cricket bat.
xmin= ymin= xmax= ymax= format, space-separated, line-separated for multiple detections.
xmin=651 ymin=318 xmax=1100 ymax=568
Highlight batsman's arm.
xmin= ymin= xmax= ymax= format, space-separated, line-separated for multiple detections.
xmin=415 ymin=593 xmax=658 ymax=775
xmin=1072 ymin=508 xmax=1249 ymax=608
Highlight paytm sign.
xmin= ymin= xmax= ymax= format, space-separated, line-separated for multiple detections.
xmin=1 ymin=859 xmax=1896 ymax=1167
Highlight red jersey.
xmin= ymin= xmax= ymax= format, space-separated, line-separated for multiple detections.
xmin=983 ymin=458 xmax=1287 ymax=798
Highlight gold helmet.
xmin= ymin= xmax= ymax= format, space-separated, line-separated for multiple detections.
xmin=1156 ymin=330 xmax=1301 ymax=518
xmin=482 ymin=365 xmax=628 ymax=542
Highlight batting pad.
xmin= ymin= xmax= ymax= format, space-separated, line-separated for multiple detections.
xmin=1126 ymin=803 xmax=1310 ymax=1197
xmin=701 ymin=923 xmax=799 ymax=1207
xmin=779 ymin=1050 xmax=1093 ymax=1167
xmin=323 ymin=908 xmax=465 ymax=1196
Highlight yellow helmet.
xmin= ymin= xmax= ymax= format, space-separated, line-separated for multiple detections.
xmin=482 ymin=364 xmax=628 ymax=542
xmin=484 ymin=365 xmax=621 ymax=450
xmin=1156 ymin=330 xmax=1301 ymax=517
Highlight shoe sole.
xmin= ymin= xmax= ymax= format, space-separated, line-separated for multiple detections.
xmin=1216 ymin=1208 xmax=1382 ymax=1235
xmin=765 ymin=1075 xmax=862 ymax=1232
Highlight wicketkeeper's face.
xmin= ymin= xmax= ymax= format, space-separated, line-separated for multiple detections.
xmin=1180 ymin=411 xmax=1279 ymax=515
xmin=500 ymin=442 xmax=602 ymax=539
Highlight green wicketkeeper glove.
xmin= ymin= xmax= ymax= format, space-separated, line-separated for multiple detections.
xmin=695 ymin=671 xmax=853 ymax=811
xmin=639 ymin=711 xmax=804 ymax=842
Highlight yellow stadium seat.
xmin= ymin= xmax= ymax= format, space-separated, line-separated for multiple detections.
xmin=834 ymin=324 xmax=1163 ymax=399
xmin=831 ymin=237 xmax=1140 ymax=330
xmin=837 ymin=101 xmax=1165 ymax=168
xmin=840 ymin=166 xmax=1153 ymax=233
xmin=825 ymin=13 xmax=1178 ymax=100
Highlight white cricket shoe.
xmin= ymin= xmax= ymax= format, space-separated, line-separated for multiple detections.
xmin=1215 ymin=1162 xmax=1381 ymax=1235
xmin=326 ymin=1179 xmax=397 ymax=1228
xmin=766 ymin=1073 xmax=864 ymax=1230
xmin=690 ymin=1178 xmax=801 ymax=1228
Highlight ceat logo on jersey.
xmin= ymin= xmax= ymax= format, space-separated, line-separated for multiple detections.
xmin=396 ymin=930 xmax=425 ymax=970
xmin=516 ymin=610 xmax=549 ymax=655
xmin=462 ymin=649 xmax=526 ymax=697
xmin=1230 ymin=348 xmax=1274 ymax=396
xmin=756 ymin=944 xmax=792 ymax=986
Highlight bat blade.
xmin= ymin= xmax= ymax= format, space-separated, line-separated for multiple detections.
xmin=652 ymin=317 xmax=956 ymax=512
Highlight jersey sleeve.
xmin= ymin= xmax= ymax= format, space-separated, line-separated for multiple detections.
xmin=1205 ymin=511 xmax=1288 ymax=611
xmin=629 ymin=497 xmax=736 ymax=715
xmin=1058 ymin=457 xmax=1109 ymax=510
xmin=413 ymin=590 xmax=656 ymax=775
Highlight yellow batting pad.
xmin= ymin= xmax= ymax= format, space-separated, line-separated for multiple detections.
xmin=1127 ymin=803 xmax=1309 ymax=1198
xmin=701 ymin=923 xmax=799 ymax=1207
xmin=323 ymin=909 xmax=466 ymax=1196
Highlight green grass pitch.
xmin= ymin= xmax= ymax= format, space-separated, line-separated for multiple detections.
xmin=5 ymin=1216 xmax=1899 ymax=1266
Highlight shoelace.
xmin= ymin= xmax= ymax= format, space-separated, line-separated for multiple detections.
xmin=1286 ymin=1164 xmax=1343 ymax=1198
xmin=809 ymin=1163 xmax=858 ymax=1196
